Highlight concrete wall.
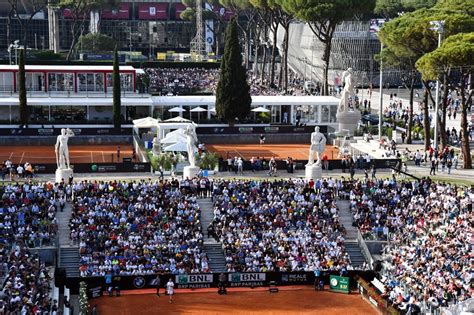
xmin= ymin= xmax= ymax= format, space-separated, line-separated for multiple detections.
xmin=29 ymin=247 xmax=57 ymax=265
xmin=365 ymin=241 xmax=387 ymax=256
xmin=0 ymin=135 xmax=132 ymax=146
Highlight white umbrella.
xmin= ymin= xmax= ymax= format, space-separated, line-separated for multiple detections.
xmin=209 ymin=107 xmax=216 ymax=112
xmin=163 ymin=116 xmax=194 ymax=123
xmin=189 ymin=106 xmax=207 ymax=112
xmin=168 ymin=107 xmax=185 ymax=113
xmin=189 ymin=106 xmax=207 ymax=123
xmin=163 ymin=142 xmax=188 ymax=152
xmin=251 ymin=106 xmax=270 ymax=113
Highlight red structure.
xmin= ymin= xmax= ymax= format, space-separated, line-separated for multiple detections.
xmin=102 ymin=3 xmax=131 ymax=20
xmin=138 ymin=3 xmax=169 ymax=20
xmin=0 ymin=65 xmax=137 ymax=94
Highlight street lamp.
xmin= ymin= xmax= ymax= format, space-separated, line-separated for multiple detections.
xmin=303 ymin=57 xmax=307 ymax=82
xmin=430 ymin=20 xmax=445 ymax=149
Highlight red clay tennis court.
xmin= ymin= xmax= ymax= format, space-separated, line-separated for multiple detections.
xmin=93 ymin=286 xmax=376 ymax=315
xmin=206 ymin=144 xmax=341 ymax=160
xmin=0 ymin=145 xmax=133 ymax=164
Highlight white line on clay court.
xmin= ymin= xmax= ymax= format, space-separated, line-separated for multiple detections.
xmin=102 ymin=151 xmax=105 ymax=162
xmin=90 ymin=152 xmax=93 ymax=163
xmin=19 ymin=152 xmax=25 ymax=164
xmin=8 ymin=152 xmax=13 ymax=159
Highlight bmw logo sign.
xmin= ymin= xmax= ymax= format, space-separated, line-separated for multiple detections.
xmin=133 ymin=276 xmax=146 ymax=288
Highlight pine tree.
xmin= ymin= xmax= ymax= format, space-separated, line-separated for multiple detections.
xmin=215 ymin=19 xmax=251 ymax=126
xmin=18 ymin=49 xmax=27 ymax=125
xmin=112 ymin=47 xmax=121 ymax=128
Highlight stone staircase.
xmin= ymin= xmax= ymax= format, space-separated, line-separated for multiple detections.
xmin=203 ymin=243 xmax=227 ymax=273
xmin=345 ymin=241 xmax=366 ymax=268
xmin=198 ymin=198 xmax=227 ymax=273
xmin=59 ymin=246 xmax=80 ymax=277
xmin=337 ymin=199 xmax=368 ymax=269
xmin=56 ymin=201 xmax=81 ymax=277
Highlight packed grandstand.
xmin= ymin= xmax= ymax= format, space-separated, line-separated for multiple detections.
xmin=143 ymin=68 xmax=307 ymax=96
xmin=1 ymin=177 xmax=472 ymax=313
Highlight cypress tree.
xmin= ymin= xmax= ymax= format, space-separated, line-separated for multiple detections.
xmin=215 ymin=19 xmax=251 ymax=126
xmin=112 ymin=47 xmax=121 ymax=128
xmin=18 ymin=49 xmax=27 ymax=125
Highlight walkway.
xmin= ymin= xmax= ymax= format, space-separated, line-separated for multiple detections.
xmin=337 ymin=199 xmax=366 ymax=268
xmin=56 ymin=202 xmax=73 ymax=246
xmin=56 ymin=202 xmax=80 ymax=277
xmin=337 ymin=199 xmax=358 ymax=241
xmin=198 ymin=198 xmax=227 ymax=273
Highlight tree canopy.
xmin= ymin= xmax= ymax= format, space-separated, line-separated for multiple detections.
xmin=374 ymin=0 xmax=437 ymax=18
xmin=76 ymin=33 xmax=116 ymax=52
xmin=56 ymin=0 xmax=119 ymax=59
xmin=215 ymin=19 xmax=251 ymax=125
xmin=416 ymin=32 xmax=474 ymax=80
xmin=417 ymin=32 xmax=473 ymax=169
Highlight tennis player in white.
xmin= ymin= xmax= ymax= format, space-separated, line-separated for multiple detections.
xmin=166 ymin=279 xmax=175 ymax=303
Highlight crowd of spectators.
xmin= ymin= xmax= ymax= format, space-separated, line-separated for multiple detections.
xmin=0 ymin=181 xmax=62 ymax=247
xmin=70 ymin=179 xmax=208 ymax=277
xmin=145 ymin=68 xmax=219 ymax=95
xmin=1 ymin=160 xmax=35 ymax=181
xmin=0 ymin=245 xmax=55 ymax=314
xmin=210 ymin=178 xmax=354 ymax=273
xmin=144 ymin=67 xmax=310 ymax=96
xmin=0 ymin=182 xmax=64 ymax=314
xmin=348 ymin=178 xmax=473 ymax=308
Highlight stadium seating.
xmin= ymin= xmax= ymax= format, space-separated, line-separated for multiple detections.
xmin=70 ymin=180 xmax=208 ymax=276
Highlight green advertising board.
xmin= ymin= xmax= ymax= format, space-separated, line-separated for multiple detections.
xmin=329 ymin=275 xmax=350 ymax=294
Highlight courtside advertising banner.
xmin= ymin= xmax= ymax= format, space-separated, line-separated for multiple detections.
xmin=228 ymin=273 xmax=266 ymax=287
xmin=175 ymin=274 xmax=213 ymax=289
xmin=329 ymin=275 xmax=350 ymax=294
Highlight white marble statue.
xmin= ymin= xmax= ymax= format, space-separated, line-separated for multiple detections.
xmin=338 ymin=68 xmax=355 ymax=113
xmin=55 ymin=128 xmax=74 ymax=169
xmin=183 ymin=125 xmax=198 ymax=167
xmin=307 ymin=126 xmax=326 ymax=166
xmin=152 ymin=137 xmax=161 ymax=157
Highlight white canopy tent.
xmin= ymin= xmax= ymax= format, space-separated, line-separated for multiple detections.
xmin=132 ymin=117 xmax=160 ymax=128
xmin=157 ymin=117 xmax=197 ymax=142
xmin=160 ymin=132 xmax=186 ymax=144
xmin=163 ymin=142 xmax=187 ymax=152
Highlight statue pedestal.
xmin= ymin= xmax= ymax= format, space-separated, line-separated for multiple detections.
xmin=305 ymin=164 xmax=322 ymax=180
xmin=336 ymin=110 xmax=361 ymax=135
xmin=55 ymin=168 xmax=73 ymax=183
xmin=183 ymin=166 xmax=200 ymax=178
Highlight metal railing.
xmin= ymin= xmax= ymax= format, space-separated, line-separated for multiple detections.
xmin=0 ymin=86 xmax=150 ymax=98
xmin=357 ymin=229 xmax=374 ymax=269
